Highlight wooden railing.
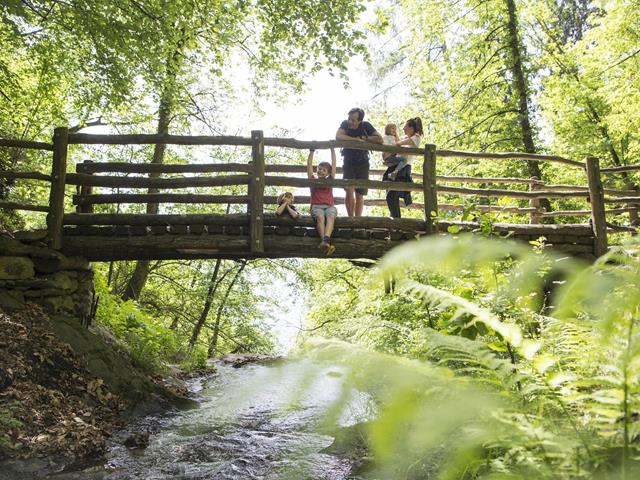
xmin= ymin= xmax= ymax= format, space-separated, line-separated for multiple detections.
xmin=2 ymin=128 xmax=640 ymax=258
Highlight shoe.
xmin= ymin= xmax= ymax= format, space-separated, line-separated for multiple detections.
xmin=325 ymin=244 xmax=336 ymax=256
xmin=318 ymin=240 xmax=329 ymax=251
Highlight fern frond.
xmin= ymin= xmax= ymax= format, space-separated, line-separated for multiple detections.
xmin=400 ymin=278 xmax=523 ymax=347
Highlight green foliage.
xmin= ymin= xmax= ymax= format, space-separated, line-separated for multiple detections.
xmin=94 ymin=272 xmax=184 ymax=374
xmin=301 ymin=234 xmax=640 ymax=478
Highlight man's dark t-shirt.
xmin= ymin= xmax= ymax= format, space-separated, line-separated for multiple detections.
xmin=339 ymin=120 xmax=377 ymax=166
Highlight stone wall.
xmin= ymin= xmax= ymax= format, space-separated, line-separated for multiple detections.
xmin=0 ymin=231 xmax=94 ymax=324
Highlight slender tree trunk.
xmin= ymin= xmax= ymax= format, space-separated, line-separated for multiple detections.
xmin=208 ymin=260 xmax=247 ymax=357
xmin=122 ymin=36 xmax=185 ymax=301
xmin=505 ymin=0 xmax=553 ymax=217
xmin=188 ymin=259 xmax=224 ymax=350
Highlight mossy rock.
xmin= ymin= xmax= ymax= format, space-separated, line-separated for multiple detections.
xmin=0 ymin=290 xmax=25 ymax=310
xmin=0 ymin=257 xmax=35 ymax=280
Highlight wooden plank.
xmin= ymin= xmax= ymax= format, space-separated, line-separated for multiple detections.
xmin=436 ymin=149 xmax=585 ymax=168
xmin=47 ymin=127 xmax=69 ymax=249
xmin=63 ymin=213 xmax=251 ymax=226
xmin=0 ymin=138 xmax=54 ymax=151
xmin=62 ymin=213 xmax=430 ymax=232
xmin=64 ymin=173 xmax=251 ymax=188
xmin=601 ymin=164 xmax=640 ymax=174
xmin=423 ymin=144 xmax=438 ymax=234
xmin=586 ymin=156 xmax=608 ymax=257
xmin=250 ymin=130 xmax=265 ymax=253
xmin=265 ymin=175 xmax=589 ymax=199
xmin=60 ymin=233 xmax=404 ymax=261
xmin=67 ymin=132 xmax=585 ymax=169
xmin=68 ymin=133 xmax=254 ymax=146
xmin=0 ymin=171 xmax=52 ymax=181
xmin=0 ymin=201 xmax=50 ymax=212
xmin=603 ymin=196 xmax=640 ymax=204
xmin=76 ymin=161 xmax=253 ymax=174
xmin=73 ymin=193 xmax=250 ymax=205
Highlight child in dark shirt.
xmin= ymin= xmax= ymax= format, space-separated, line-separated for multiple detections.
xmin=276 ymin=192 xmax=299 ymax=218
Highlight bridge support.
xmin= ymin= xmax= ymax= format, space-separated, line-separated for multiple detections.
xmin=423 ymin=144 xmax=438 ymax=234
xmin=250 ymin=130 xmax=265 ymax=253
xmin=586 ymin=156 xmax=608 ymax=256
xmin=47 ymin=126 xmax=69 ymax=250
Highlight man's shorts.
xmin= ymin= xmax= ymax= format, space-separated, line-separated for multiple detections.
xmin=311 ymin=204 xmax=338 ymax=218
xmin=342 ymin=160 xmax=370 ymax=195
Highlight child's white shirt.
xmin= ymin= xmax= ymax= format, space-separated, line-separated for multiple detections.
xmin=400 ymin=134 xmax=423 ymax=165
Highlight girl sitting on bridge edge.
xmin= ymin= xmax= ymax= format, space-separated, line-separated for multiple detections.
xmin=307 ymin=149 xmax=337 ymax=256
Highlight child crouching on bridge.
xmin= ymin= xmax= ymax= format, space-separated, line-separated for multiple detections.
xmin=276 ymin=192 xmax=299 ymax=218
xmin=307 ymin=149 xmax=337 ymax=256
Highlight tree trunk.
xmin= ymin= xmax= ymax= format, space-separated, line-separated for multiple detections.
xmin=122 ymin=40 xmax=183 ymax=301
xmin=208 ymin=260 xmax=247 ymax=357
xmin=188 ymin=258 xmax=224 ymax=350
xmin=505 ymin=0 xmax=553 ymax=216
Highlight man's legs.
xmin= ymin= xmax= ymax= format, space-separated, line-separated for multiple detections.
xmin=355 ymin=192 xmax=365 ymax=217
xmin=345 ymin=188 xmax=356 ymax=217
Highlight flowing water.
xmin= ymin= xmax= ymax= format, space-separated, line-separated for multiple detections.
xmin=8 ymin=358 xmax=374 ymax=479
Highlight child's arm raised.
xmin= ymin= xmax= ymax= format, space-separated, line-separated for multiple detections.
xmin=287 ymin=205 xmax=299 ymax=219
xmin=330 ymin=148 xmax=337 ymax=178
xmin=307 ymin=150 xmax=315 ymax=179
xmin=276 ymin=201 xmax=288 ymax=216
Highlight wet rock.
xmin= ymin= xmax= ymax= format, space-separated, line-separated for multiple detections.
xmin=123 ymin=431 xmax=150 ymax=450
xmin=218 ymin=353 xmax=285 ymax=368
xmin=0 ymin=257 xmax=35 ymax=280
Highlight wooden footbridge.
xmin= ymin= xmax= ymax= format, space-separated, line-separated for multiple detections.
xmin=2 ymin=128 xmax=639 ymax=261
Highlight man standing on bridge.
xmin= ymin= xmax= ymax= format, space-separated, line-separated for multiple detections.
xmin=336 ymin=108 xmax=383 ymax=216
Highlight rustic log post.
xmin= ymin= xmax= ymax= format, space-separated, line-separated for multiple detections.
xmin=423 ymin=144 xmax=438 ymax=234
xmin=586 ymin=156 xmax=608 ymax=257
xmin=76 ymin=160 xmax=94 ymax=213
xmin=528 ymin=177 xmax=542 ymax=224
xmin=250 ymin=130 xmax=265 ymax=253
xmin=47 ymin=127 xmax=69 ymax=249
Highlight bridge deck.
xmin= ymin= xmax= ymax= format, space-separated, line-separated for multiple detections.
xmin=60 ymin=214 xmax=596 ymax=261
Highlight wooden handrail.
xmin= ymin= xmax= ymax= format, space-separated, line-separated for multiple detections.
xmin=0 ymin=138 xmax=54 ymax=151
xmin=65 ymin=173 xmax=251 ymax=188
xmin=437 ymin=149 xmax=585 ymax=168
xmin=0 ymin=171 xmax=52 ymax=181
xmin=601 ymin=165 xmax=640 ymax=174
xmin=66 ymin=133 xmax=585 ymax=168
xmin=0 ymin=201 xmax=50 ymax=212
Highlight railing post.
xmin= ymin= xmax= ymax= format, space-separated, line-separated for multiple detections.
xmin=423 ymin=144 xmax=438 ymax=234
xmin=76 ymin=160 xmax=94 ymax=214
xmin=250 ymin=130 xmax=265 ymax=253
xmin=47 ymin=126 xmax=69 ymax=249
xmin=586 ymin=156 xmax=608 ymax=257
xmin=529 ymin=177 xmax=542 ymax=224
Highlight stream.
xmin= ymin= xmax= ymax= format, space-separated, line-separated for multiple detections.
xmin=7 ymin=358 xmax=374 ymax=479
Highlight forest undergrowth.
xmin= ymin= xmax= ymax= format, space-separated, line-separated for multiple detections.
xmin=300 ymin=234 xmax=640 ymax=479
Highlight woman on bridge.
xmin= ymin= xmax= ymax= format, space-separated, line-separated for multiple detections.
xmin=383 ymin=117 xmax=423 ymax=218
